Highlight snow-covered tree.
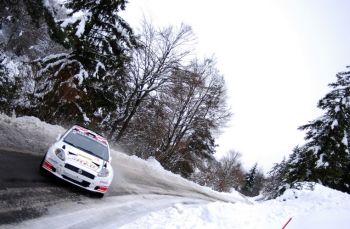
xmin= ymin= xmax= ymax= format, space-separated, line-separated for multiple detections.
xmin=46 ymin=0 xmax=137 ymax=75
xmin=33 ymin=0 xmax=138 ymax=125
xmin=282 ymin=68 xmax=350 ymax=194
xmin=263 ymin=158 xmax=287 ymax=199
xmin=241 ymin=163 xmax=264 ymax=197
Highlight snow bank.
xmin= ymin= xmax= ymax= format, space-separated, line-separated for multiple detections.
xmin=0 ymin=113 xmax=65 ymax=155
xmin=120 ymin=183 xmax=350 ymax=228
xmin=109 ymin=149 xmax=247 ymax=203
xmin=0 ymin=114 xmax=248 ymax=203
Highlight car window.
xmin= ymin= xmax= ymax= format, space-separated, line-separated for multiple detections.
xmin=63 ymin=129 xmax=109 ymax=161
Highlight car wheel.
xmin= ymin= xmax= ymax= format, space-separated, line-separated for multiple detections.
xmin=95 ymin=192 xmax=104 ymax=198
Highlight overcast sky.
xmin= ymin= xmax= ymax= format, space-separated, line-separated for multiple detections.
xmin=122 ymin=0 xmax=350 ymax=171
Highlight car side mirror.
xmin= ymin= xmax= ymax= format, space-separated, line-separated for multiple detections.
xmin=109 ymin=157 xmax=112 ymax=163
xmin=56 ymin=134 xmax=61 ymax=141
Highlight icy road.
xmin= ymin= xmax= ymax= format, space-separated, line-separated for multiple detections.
xmin=0 ymin=114 xmax=248 ymax=228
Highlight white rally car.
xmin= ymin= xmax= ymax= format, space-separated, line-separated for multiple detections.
xmin=40 ymin=125 xmax=113 ymax=197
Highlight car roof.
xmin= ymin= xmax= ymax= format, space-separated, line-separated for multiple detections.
xmin=71 ymin=125 xmax=109 ymax=146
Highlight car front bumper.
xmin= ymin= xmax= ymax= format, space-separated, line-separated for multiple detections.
xmin=42 ymin=152 xmax=112 ymax=194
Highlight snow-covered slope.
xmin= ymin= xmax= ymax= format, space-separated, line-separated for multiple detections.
xmin=120 ymin=183 xmax=350 ymax=229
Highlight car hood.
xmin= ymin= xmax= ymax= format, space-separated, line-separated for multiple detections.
xmin=62 ymin=143 xmax=104 ymax=172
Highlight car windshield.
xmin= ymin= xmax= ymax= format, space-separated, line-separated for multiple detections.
xmin=63 ymin=130 xmax=109 ymax=161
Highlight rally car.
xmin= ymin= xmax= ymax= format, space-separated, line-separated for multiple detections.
xmin=40 ymin=125 xmax=114 ymax=197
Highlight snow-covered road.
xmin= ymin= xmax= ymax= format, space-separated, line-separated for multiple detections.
xmin=1 ymin=114 xmax=350 ymax=229
xmin=3 ymin=194 xmax=207 ymax=229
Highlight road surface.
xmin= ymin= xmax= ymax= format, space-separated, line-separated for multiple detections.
xmin=0 ymin=149 xmax=92 ymax=225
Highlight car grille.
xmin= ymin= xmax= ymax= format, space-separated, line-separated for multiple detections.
xmin=64 ymin=163 xmax=95 ymax=179
xmin=62 ymin=175 xmax=91 ymax=187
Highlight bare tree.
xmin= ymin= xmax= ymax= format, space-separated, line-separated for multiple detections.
xmin=189 ymin=150 xmax=245 ymax=192
xmin=214 ymin=150 xmax=245 ymax=192
xmin=157 ymin=58 xmax=231 ymax=167
xmin=108 ymin=21 xmax=195 ymax=141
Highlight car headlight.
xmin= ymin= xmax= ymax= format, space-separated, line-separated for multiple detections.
xmin=98 ymin=167 xmax=109 ymax=177
xmin=54 ymin=148 xmax=66 ymax=161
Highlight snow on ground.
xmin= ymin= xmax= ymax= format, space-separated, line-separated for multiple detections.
xmin=120 ymin=183 xmax=350 ymax=229
xmin=1 ymin=113 xmax=350 ymax=228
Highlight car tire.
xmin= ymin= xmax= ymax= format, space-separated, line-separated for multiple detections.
xmin=95 ymin=192 xmax=104 ymax=198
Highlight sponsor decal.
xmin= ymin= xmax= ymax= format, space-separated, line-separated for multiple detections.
xmin=69 ymin=156 xmax=99 ymax=171
xmin=77 ymin=153 xmax=94 ymax=161
xmin=73 ymin=126 xmax=108 ymax=145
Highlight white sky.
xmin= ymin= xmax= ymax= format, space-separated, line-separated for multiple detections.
xmin=121 ymin=0 xmax=350 ymax=171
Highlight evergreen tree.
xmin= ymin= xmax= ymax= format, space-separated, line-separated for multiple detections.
xmin=48 ymin=0 xmax=137 ymax=75
xmin=241 ymin=163 xmax=264 ymax=196
xmin=34 ymin=0 xmax=138 ymax=126
xmin=283 ymin=146 xmax=317 ymax=186
xmin=263 ymin=158 xmax=287 ymax=199
xmin=282 ymin=68 xmax=350 ymax=193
